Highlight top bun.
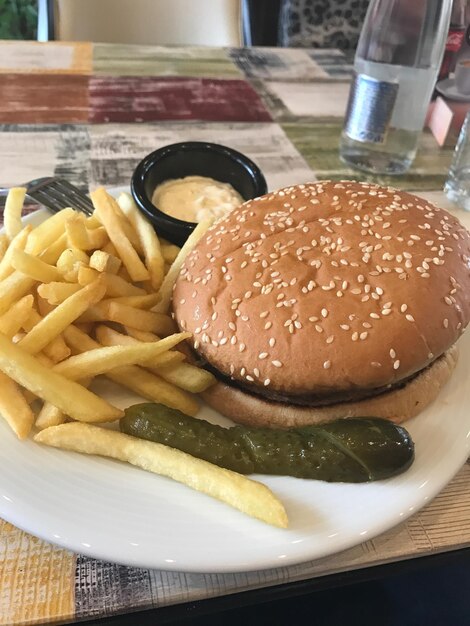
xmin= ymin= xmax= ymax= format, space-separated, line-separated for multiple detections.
xmin=173 ymin=181 xmax=470 ymax=397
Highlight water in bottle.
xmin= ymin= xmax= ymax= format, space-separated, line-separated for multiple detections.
xmin=339 ymin=0 xmax=452 ymax=175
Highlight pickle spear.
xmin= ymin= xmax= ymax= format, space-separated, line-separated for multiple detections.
xmin=120 ymin=403 xmax=414 ymax=483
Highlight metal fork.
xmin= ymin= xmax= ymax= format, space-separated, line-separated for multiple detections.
xmin=0 ymin=177 xmax=94 ymax=216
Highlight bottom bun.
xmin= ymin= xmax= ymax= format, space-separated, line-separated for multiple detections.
xmin=202 ymin=345 xmax=459 ymax=428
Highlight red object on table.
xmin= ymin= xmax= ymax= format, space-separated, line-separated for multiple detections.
xmin=438 ymin=0 xmax=467 ymax=81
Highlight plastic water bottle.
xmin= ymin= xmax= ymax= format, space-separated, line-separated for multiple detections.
xmin=339 ymin=0 xmax=452 ymax=175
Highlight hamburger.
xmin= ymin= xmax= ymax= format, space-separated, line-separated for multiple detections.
xmin=172 ymin=181 xmax=470 ymax=427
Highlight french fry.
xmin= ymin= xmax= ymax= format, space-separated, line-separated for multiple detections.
xmin=63 ymin=324 xmax=108 ymax=352
xmin=78 ymin=266 xmax=146 ymax=297
xmin=25 ymin=207 xmax=75 ymax=255
xmin=35 ymin=402 xmax=66 ymax=430
xmin=23 ymin=310 xmax=71 ymax=363
xmin=100 ymin=302 xmax=176 ymax=334
xmin=89 ymin=249 xmax=121 ymax=274
xmin=34 ymin=423 xmax=288 ymax=528
xmin=53 ymin=332 xmax=190 ymax=380
xmin=37 ymin=281 xmax=82 ymax=305
xmin=39 ymin=233 xmax=68 ymax=265
xmin=102 ymin=293 xmax=160 ymax=309
xmin=10 ymin=248 xmax=62 ymax=282
xmin=157 ymin=360 xmax=216 ymax=392
xmin=117 ymin=264 xmax=133 ymax=283
xmin=4 ymin=187 xmax=26 ymax=241
xmin=91 ymin=188 xmax=149 ymax=282
xmin=0 ymin=234 xmax=8 ymax=260
xmin=160 ymin=240 xmax=181 ymax=264
xmin=85 ymin=214 xmax=102 ymax=229
xmin=0 ymin=294 xmax=34 ymax=339
xmin=77 ymin=265 xmax=99 ymax=285
xmin=0 ymin=225 xmax=32 ymax=281
xmin=42 ymin=338 xmax=70 ymax=363
xmin=65 ymin=214 xmax=108 ymax=251
xmin=0 ymin=333 xmax=123 ymax=423
xmin=124 ymin=327 xmax=160 ymax=342
xmin=154 ymin=218 xmax=213 ymax=314
xmin=99 ymin=326 xmax=215 ymax=392
xmin=36 ymin=294 xmax=55 ymax=317
xmin=35 ymin=377 xmax=92 ymax=430
xmin=95 ymin=325 xmax=185 ymax=369
xmin=56 ymin=247 xmax=89 ymax=281
xmin=64 ymin=213 xmax=90 ymax=249
xmin=18 ymin=278 xmax=106 ymax=355
xmin=0 ymin=370 xmax=35 ymax=439
xmin=102 ymin=240 xmax=118 ymax=256
xmin=63 ymin=325 xmax=198 ymax=415
xmin=118 ymin=192 xmax=165 ymax=291
xmin=109 ymin=364 xmax=199 ymax=415
xmin=0 ymin=271 xmax=36 ymax=316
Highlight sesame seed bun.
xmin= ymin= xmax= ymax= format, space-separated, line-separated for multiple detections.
xmin=173 ymin=181 xmax=470 ymax=424
xmin=201 ymin=346 xmax=458 ymax=427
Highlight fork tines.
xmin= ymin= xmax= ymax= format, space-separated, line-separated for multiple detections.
xmin=27 ymin=178 xmax=94 ymax=216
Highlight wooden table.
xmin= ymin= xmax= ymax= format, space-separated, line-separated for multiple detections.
xmin=0 ymin=40 xmax=469 ymax=626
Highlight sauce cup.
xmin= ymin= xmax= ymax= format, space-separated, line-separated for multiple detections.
xmin=131 ymin=141 xmax=268 ymax=246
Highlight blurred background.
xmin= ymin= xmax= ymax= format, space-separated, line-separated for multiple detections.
xmin=0 ymin=0 xmax=37 ymax=39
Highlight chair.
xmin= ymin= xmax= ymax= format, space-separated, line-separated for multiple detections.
xmin=37 ymin=0 xmax=248 ymax=46
xmin=278 ymin=0 xmax=371 ymax=51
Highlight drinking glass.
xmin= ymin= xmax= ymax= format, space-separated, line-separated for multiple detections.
xmin=444 ymin=111 xmax=470 ymax=210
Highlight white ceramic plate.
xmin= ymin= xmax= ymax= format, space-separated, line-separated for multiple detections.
xmin=0 ymin=206 xmax=469 ymax=574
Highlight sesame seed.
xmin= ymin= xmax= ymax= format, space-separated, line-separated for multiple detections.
xmin=269 ymin=337 xmax=276 ymax=347
xmin=253 ymin=368 xmax=260 ymax=377
xmin=264 ymin=378 xmax=271 ymax=386
xmin=393 ymin=360 xmax=400 ymax=370
xmin=352 ymin=332 xmax=359 ymax=341
xmin=370 ymin=313 xmax=380 ymax=319
xmin=406 ymin=314 xmax=415 ymax=322
xmin=390 ymin=348 xmax=396 ymax=358
xmin=321 ymin=308 xmax=328 ymax=318
xmin=259 ymin=352 xmax=268 ymax=359
xmin=340 ymin=324 xmax=350 ymax=331
xmin=443 ymin=318 xmax=449 ymax=328
xmin=272 ymin=360 xmax=282 ymax=368
xmin=265 ymin=321 xmax=273 ymax=330
xmin=326 ymin=335 xmax=334 ymax=344
xmin=400 ymin=304 xmax=408 ymax=313
xmin=246 ymin=375 xmax=255 ymax=382
xmin=239 ymin=343 xmax=246 ymax=352
xmin=323 ymin=360 xmax=331 ymax=369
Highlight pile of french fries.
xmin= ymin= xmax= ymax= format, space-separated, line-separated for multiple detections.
xmin=0 ymin=187 xmax=288 ymax=529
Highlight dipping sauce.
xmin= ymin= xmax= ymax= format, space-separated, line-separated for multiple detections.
xmin=151 ymin=175 xmax=244 ymax=223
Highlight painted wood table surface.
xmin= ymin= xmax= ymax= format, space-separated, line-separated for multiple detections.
xmin=0 ymin=40 xmax=469 ymax=626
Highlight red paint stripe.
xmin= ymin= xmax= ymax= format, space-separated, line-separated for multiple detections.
xmin=0 ymin=74 xmax=89 ymax=123
xmin=89 ymin=76 xmax=272 ymax=123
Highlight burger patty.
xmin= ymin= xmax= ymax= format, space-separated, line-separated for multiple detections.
xmin=189 ymin=347 xmax=428 ymax=407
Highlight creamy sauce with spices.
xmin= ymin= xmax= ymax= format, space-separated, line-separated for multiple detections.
xmin=152 ymin=176 xmax=243 ymax=223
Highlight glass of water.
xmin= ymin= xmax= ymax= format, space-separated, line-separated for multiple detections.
xmin=445 ymin=111 xmax=470 ymax=211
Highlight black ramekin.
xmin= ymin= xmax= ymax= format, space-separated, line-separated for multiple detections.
xmin=131 ymin=141 xmax=268 ymax=247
